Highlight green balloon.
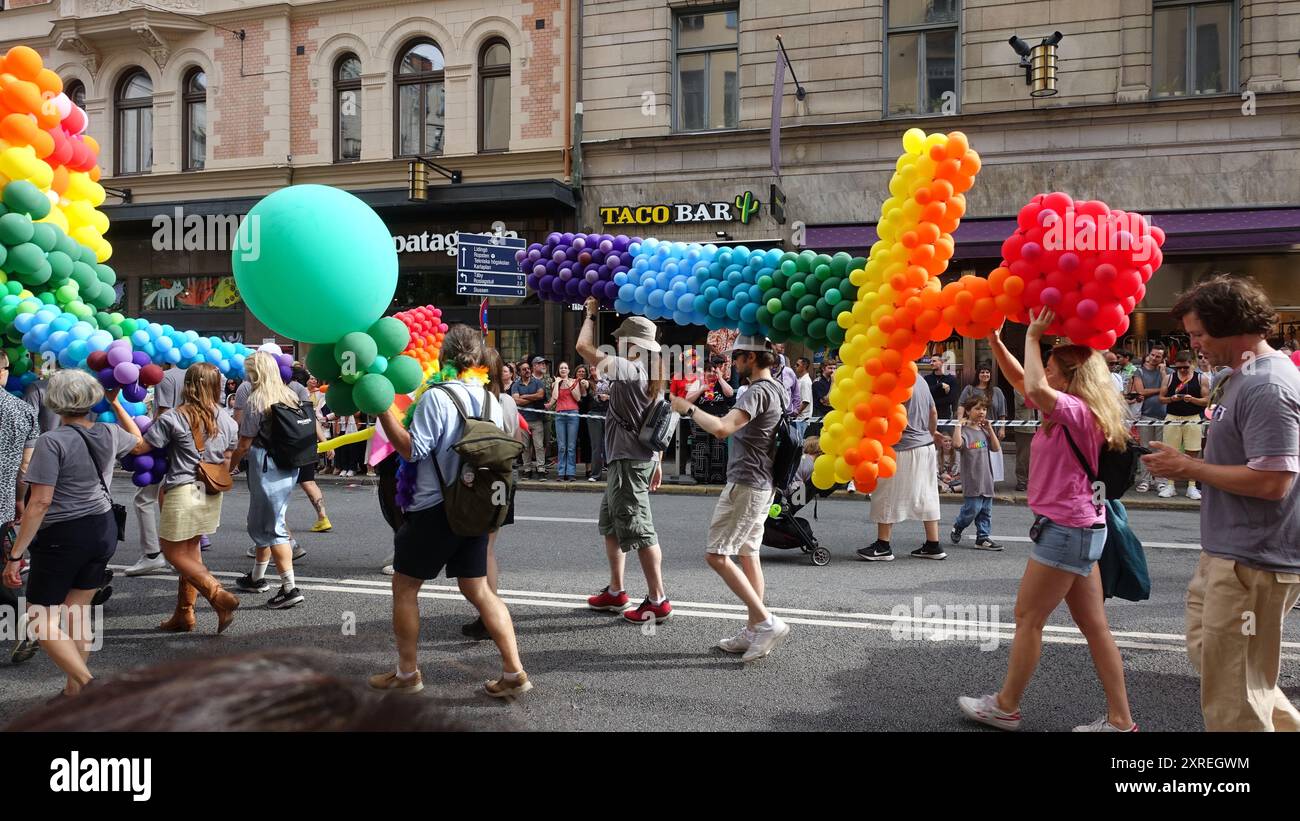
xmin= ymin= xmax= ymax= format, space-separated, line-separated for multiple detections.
xmin=800 ymin=305 xmax=817 ymax=322
xmin=46 ymin=250 xmax=73 ymax=281
xmin=807 ymin=318 xmax=829 ymax=340
xmin=29 ymin=223 xmax=56 ymax=253
xmin=773 ymin=310 xmax=792 ymax=331
xmin=766 ymin=298 xmax=782 ymax=314
xmin=95 ymin=311 xmax=112 ymax=329
xmin=38 ymin=292 xmax=56 ymax=305
xmin=0 ymin=244 xmax=6 ymax=269
xmin=71 ymin=265 xmax=96 ymax=291
xmin=756 ymin=274 xmax=773 ymax=291
xmin=0 ymin=213 xmax=34 ymax=246
xmin=826 ymin=288 xmax=843 ymax=305
xmin=121 ymin=318 xmax=138 ymax=336
xmin=830 ymin=252 xmax=851 ymax=277
xmin=20 ymin=261 xmax=51 ymax=287
xmin=353 ymin=373 xmax=396 ymax=415
xmin=772 ymin=270 xmax=788 ymax=289
xmin=780 ymin=293 xmax=798 ymax=312
xmin=850 ymin=256 xmax=868 ymax=271
xmin=2 ymin=180 xmax=49 ymax=220
xmin=95 ymin=264 xmax=116 ymax=286
xmin=385 ymin=354 xmax=423 ymax=394
xmin=814 ymin=264 xmax=832 ymax=282
xmin=78 ymin=246 xmax=97 ymax=265
xmin=306 ymin=343 xmax=342 ymax=382
xmin=754 ymin=306 xmax=771 ymax=328
xmin=790 ymin=281 xmax=806 ymax=298
xmin=816 ymin=297 xmax=832 ymax=318
xmin=108 ymin=324 xmax=123 ymax=339
xmin=69 ymin=302 xmax=93 ymax=319
xmin=109 ymin=312 xmax=125 ymax=325
xmin=763 ymin=287 xmax=782 ymax=303
xmin=813 ymin=253 xmax=832 ymax=270
xmin=7 ymin=243 xmax=43 ymax=275
xmin=15 ymin=300 xmax=37 ymax=315
xmin=5 ymin=282 xmax=20 ymax=295
xmin=794 ymin=254 xmax=812 ymax=274
xmin=367 ymin=355 xmax=389 ymax=375
xmin=827 ymin=323 xmax=846 ymax=345
xmin=796 ymin=294 xmax=817 ymax=312
xmin=334 ymin=331 xmax=378 ymax=373
xmin=325 ymin=381 xmax=358 ymax=416
xmin=779 ymin=260 xmax=797 ymax=277
xmin=789 ymin=315 xmax=808 ymax=338
xmin=368 ymin=316 xmax=410 ymax=358
xmin=56 ymin=284 xmax=78 ymax=303
xmin=53 ymin=232 xmax=80 ymax=259
xmin=232 ymin=185 xmax=399 ymax=344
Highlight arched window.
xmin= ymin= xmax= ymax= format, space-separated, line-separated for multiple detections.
xmin=66 ymin=79 xmax=86 ymax=110
xmin=394 ymin=39 xmax=445 ymax=157
xmin=116 ymin=69 xmax=153 ymax=175
xmin=335 ymin=54 xmax=362 ymax=161
xmin=182 ymin=68 xmax=206 ymax=171
xmin=479 ymin=39 xmax=510 ymax=152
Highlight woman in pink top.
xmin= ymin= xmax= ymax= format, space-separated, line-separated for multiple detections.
xmin=551 ymin=361 xmax=584 ymax=481
xmin=959 ymin=307 xmax=1138 ymax=733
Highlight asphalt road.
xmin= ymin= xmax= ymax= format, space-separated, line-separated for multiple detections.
xmin=1 ymin=482 xmax=1293 ymax=732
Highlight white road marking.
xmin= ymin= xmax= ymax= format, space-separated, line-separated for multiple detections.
xmin=110 ymin=566 xmax=1297 ymax=655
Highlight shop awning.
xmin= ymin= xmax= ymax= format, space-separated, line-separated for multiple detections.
xmin=807 ymin=207 xmax=1300 ymax=260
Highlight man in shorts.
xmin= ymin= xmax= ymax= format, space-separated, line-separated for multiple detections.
xmin=857 ymin=385 xmax=947 ymax=561
xmin=671 ymin=335 xmax=790 ymax=662
xmin=576 ymin=297 xmax=671 ymax=625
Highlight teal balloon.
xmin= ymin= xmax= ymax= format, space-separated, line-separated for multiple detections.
xmin=367 ymin=355 xmax=388 ymax=375
xmin=384 ymin=355 xmax=423 ymax=394
xmin=352 ymin=373 xmax=395 ymax=415
xmin=306 ymin=343 xmax=342 ymax=382
xmin=0 ymin=213 xmax=33 ymax=246
xmin=334 ymin=331 xmax=378 ymax=373
xmin=231 ymin=185 xmax=398 ymax=343
xmin=368 ymin=316 xmax=410 ymax=358
xmin=1 ymin=180 xmax=48 ymax=220
xmin=29 ymin=223 xmax=56 ymax=252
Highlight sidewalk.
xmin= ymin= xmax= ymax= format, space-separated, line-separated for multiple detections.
xmin=304 ymin=471 xmax=1201 ymax=511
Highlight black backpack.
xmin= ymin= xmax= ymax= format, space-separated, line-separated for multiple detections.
xmin=1061 ymin=426 xmax=1141 ymax=507
xmin=265 ymin=402 xmax=318 ymax=470
xmin=762 ymin=379 xmax=802 ymax=493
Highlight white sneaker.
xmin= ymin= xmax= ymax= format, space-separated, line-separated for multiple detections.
xmin=1186 ymin=486 xmax=1201 ymax=500
xmin=1157 ymin=485 xmax=1176 ymax=498
xmin=1135 ymin=482 xmax=1150 ymax=493
xmin=124 ymin=553 xmax=169 ymax=576
xmin=381 ymin=564 xmax=395 ymax=576
xmin=958 ymin=693 xmax=1022 ymax=731
xmin=717 ymin=626 xmax=755 ymax=654
xmin=741 ymin=618 xmax=790 ymax=662
xmin=1073 ymin=716 xmax=1138 ymax=732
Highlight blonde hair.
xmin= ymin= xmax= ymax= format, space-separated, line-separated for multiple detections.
xmin=1044 ymin=345 xmax=1131 ymax=451
xmin=246 ymin=352 xmax=300 ymax=415
xmin=178 ymin=363 xmax=223 ymax=443
xmin=802 ymin=435 xmax=821 ymax=456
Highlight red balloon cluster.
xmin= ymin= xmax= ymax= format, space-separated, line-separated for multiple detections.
xmin=997 ymin=192 xmax=1165 ymax=349
xmin=392 ymin=304 xmax=448 ymax=377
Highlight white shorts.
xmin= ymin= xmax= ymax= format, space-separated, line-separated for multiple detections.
xmin=706 ymin=482 xmax=774 ymax=557
xmin=870 ymin=445 xmax=941 ymax=524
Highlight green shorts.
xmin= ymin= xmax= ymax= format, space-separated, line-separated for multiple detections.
xmin=598 ymin=459 xmax=658 ymax=552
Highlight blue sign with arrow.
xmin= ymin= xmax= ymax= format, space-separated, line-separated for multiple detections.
xmin=457 ymin=233 xmax=527 ymax=298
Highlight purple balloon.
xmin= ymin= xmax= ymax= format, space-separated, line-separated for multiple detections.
xmin=121 ymin=454 xmax=138 ymax=471
xmin=134 ymin=454 xmax=155 ymax=473
xmin=558 ymin=268 xmax=571 ymax=282
xmin=279 ymin=364 xmax=293 ymax=382
xmin=532 ymin=264 xmax=547 ymax=277
xmin=571 ymin=237 xmax=586 ymax=251
xmin=585 ymin=270 xmax=600 ymax=283
xmin=539 ymin=275 xmax=555 ymax=294
xmin=97 ymin=368 xmax=118 ymax=390
xmin=132 ymin=471 xmax=153 ymax=488
xmin=599 ymin=240 xmax=614 ymax=254
xmin=277 ymin=354 xmax=292 ymax=368
xmin=514 ymin=250 xmax=526 ymax=263
xmin=131 ymin=351 xmax=151 ymax=367
xmin=113 ymin=362 xmax=139 ymax=385
xmin=123 ymin=382 xmax=148 ymax=403
xmin=550 ymin=277 xmax=565 ymax=296
xmin=133 ymin=415 xmax=152 ymax=433
xmin=547 ymin=232 xmax=561 ymax=244
xmin=560 ymin=232 xmax=575 ymax=244
xmin=107 ymin=346 xmax=132 ymax=367
xmin=564 ymin=279 xmax=581 ymax=298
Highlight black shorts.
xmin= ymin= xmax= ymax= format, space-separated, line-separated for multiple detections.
xmin=296 ymin=463 xmax=317 ymax=484
xmin=26 ymin=511 xmax=117 ymax=606
xmin=393 ymin=504 xmax=487 ymax=581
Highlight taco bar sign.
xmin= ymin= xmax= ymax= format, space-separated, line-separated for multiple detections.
xmin=599 ymin=192 xmax=761 ymax=227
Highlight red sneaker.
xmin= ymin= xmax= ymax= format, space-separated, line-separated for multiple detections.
xmin=622 ymin=598 xmax=672 ymax=624
xmin=587 ymin=587 xmax=630 ymax=612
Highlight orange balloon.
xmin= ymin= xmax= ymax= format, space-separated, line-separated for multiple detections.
xmin=930 ymin=179 xmax=955 ymax=201
xmin=888 ymin=328 xmax=913 ymax=351
xmin=34 ymin=68 xmax=61 ymax=95
xmin=945 ymin=132 xmax=969 ymax=159
xmin=83 ymin=135 xmax=100 ymax=154
xmin=865 ymin=417 xmax=889 ymax=439
xmin=903 ymin=341 xmax=928 ymax=361
xmin=859 ymin=438 xmax=884 ymax=463
xmin=869 ymin=394 xmax=893 ymax=418
xmin=4 ymin=47 xmax=43 ymax=81
xmin=928 ymin=143 xmax=947 ymax=162
xmin=909 ymin=244 xmax=936 ymax=267
xmin=1003 ymin=275 xmax=1025 ymax=296
xmin=0 ymin=111 xmax=39 ymax=144
xmin=878 ymin=454 xmax=897 ymax=479
xmin=941 ymin=305 xmax=963 ymax=327
xmin=888 ymin=384 xmax=912 ymax=404
xmin=853 ymin=402 xmax=873 ymax=421
xmin=988 ymin=266 xmax=1010 ymax=294
xmin=936 ymin=158 xmax=962 ymax=180
xmin=971 ymin=297 xmax=999 ymax=324
xmin=898 ymin=367 xmax=917 ymax=389
xmin=921 ymin=201 xmax=946 ymax=224
xmin=875 ymin=372 xmax=898 ymax=394
xmin=900 ymin=230 xmax=919 ymax=249
xmin=878 ymin=315 xmax=897 ymax=335
xmin=853 ymin=460 xmax=879 ymax=488
xmin=2 ymin=79 xmax=43 ymax=115
xmin=960 ymin=151 xmax=982 ymax=177
xmin=916 ymin=223 xmax=940 ymax=245
xmin=995 ymin=293 xmax=1020 ymax=316
xmin=89 ymin=165 xmax=101 ymax=182
xmin=844 ymin=447 xmax=863 ymax=467
xmin=865 ymin=357 xmax=884 ymax=377
xmin=51 ymin=164 xmax=68 ymax=194
xmin=954 ymin=290 xmax=974 ymax=312
xmin=920 ymin=288 xmax=944 ymax=311
xmin=890 ymin=272 xmax=909 ymax=292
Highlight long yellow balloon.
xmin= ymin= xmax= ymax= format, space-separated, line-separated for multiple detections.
xmin=317 ymin=426 xmax=375 ymax=454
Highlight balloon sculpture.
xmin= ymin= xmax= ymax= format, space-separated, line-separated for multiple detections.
xmin=0 ymin=46 xmax=255 ymax=402
xmin=521 ymin=127 xmax=1164 ymax=496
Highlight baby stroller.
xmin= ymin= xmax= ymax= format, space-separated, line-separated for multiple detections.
xmin=761 ymin=480 xmax=832 ymax=566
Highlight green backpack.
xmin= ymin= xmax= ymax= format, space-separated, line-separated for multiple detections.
xmin=428 ymin=384 xmax=525 ymax=537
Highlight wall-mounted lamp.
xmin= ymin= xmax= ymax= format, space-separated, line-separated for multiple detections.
xmin=1010 ymin=31 xmax=1063 ymax=97
xmin=407 ymin=157 xmax=463 ymax=201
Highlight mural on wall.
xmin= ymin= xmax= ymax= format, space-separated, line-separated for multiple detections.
xmin=141 ymin=276 xmax=243 ymax=311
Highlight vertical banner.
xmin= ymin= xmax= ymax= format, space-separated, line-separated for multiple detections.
xmin=479 ymin=297 xmax=490 ymax=335
xmin=771 ymin=48 xmax=786 ymax=178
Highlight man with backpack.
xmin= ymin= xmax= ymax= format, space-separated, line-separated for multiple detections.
xmin=577 ymin=297 xmax=673 ymax=626
xmin=370 ymin=325 xmax=530 ymax=698
xmin=670 ymin=335 xmax=792 ymax=662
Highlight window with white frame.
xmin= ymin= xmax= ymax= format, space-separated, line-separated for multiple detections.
xmin=886 ymin=0 xmax=959 ymax=116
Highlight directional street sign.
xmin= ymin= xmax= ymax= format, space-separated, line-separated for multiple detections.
xmin=456 ymin=233 xmax=527 ymax=298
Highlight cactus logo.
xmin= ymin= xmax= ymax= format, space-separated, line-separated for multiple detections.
xmin=734 ymin=191 xmax=760 ymax=224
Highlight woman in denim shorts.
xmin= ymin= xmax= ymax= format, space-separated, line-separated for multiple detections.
xmin=958 ymin=308 xmax=1138 ymax=733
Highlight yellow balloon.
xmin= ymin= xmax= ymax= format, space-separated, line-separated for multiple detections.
xmin=833 ymin=458 xmax=854 ymax=484
xmin=902 ymin=127 xmax=926 ymax=156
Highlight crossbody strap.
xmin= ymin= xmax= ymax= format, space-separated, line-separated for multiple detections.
xmin=1059 ymin=425 xmax=1105 ymax=515
xmin=69 ymin=424 xmax=114 ymax=506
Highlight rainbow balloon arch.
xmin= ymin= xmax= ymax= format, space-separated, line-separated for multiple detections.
xmin=519 ymin=128 xmax=1164 ymax=494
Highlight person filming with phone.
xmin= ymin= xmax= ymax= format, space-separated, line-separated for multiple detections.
xmin=1158 ymin=351 xmax=1208 ymax=500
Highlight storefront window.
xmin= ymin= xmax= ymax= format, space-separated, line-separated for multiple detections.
xmin=140 ymin=276 xmax=243 ymax=311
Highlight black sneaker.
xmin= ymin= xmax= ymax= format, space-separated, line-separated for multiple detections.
xmin=11 ymin=638 xmax=39 ymax=664
xmin=974 ymin=538 xmax=1004 ymax=551
xmin=268 ymin=587 xmax=305 ymax=609
xmin=950 ymin=525 xmax=963 ymax=545
xmin=537 ymin=473 xmax=548 ymax=482
xmin=236 ymin=573 xmax=270 ymax=593
xmin=91 ymin=584 xmax=112 ymax=607
xmin=910 ymin=542 xmax=947 ymax=560
xmin=856 ymin=540 xmax=894 ymax=561
xmin=461 ymin=617 xmax=491 ymax=641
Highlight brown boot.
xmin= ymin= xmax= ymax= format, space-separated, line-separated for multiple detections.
xmin=188 ymin=572 xmax=240 ymax=634
xmin=158 ymin=578 xmax=197 ymax=632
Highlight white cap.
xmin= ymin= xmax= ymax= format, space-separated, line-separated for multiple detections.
xmin=258 ymin=342 xmax=283 ymax=355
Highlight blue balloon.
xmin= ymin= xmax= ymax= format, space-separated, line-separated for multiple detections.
xmin=165 ymin=348 xmax=182 ymax=364
xmin=613 ymin=299 xmax=631 ymax=314
xmin=180 ymin=342 xmax=198 ymax=359
xmin=12 ymin=313 xmax=35 ymax=334
xmin=47 ymin=330 xmax=70 ymax=352
xmin=708 ymin=298 xmax=728 ymax=319
xmin=131 ymin=329 xmax=149 ymax=346
xmin=740 ymin=303 xmax=759 ymax=324
xmin=88 ymin=330 xmax=113 ymax=351
xmin=647 ymin=290 xmax=665 ymax=309
xmin=50 ymin=316 xmax=74 ymax=333
xmin=726 ymin=301 xmax=742 ymax=321
xmin=155 ymin=336 xmax=173 ymax=352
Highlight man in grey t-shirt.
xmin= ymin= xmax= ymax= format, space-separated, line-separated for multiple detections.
xmin=860 ymin=383 xmax=946 ymax=561
xmin=671 ymin=334 xmax=791 ymax=662
xmin=1144 ymin=275 xmax=1300 ymax=731
xmin=576 ymin=297 xmax=671 ymax=626
xmin=1131 ymin=349 xmax=1168 ymax=492
xmin=127 ymin=363 xmax=188 ymax=577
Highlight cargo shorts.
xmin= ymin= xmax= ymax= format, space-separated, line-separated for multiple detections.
xmin=598 ymin=459 xmax=658 ymax=552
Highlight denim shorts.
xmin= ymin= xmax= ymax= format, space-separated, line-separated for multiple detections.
xmin=1029 ymin=518 xmax=1107 ymax=577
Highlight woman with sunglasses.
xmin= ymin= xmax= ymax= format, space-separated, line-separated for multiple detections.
xmin=1158 ymin=351 xmax=1209 ymax=500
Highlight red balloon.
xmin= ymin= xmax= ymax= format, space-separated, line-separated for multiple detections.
xmin=139 ymin=364 xmax=164 ymax=387
xmin=87 ymin=350 xmax=109 ymax=371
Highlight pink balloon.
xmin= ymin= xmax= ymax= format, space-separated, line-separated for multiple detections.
xmin=1041 ymin=287 xmax=1062 ymax=306
xmin=1290 ymin=351 xmax=1300 ymax=368
xmin=1076 ymin=298 xmax=1099 ymax=320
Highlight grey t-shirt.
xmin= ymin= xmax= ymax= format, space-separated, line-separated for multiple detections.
xmin=145 ymin=408 xmax=239 ymax=489
xmin=25 ymin=423 xmax=137 ymax=526
xmin=958 ymin=425 xmax=995 ymax=497
xmin=1136 ymin=366 xmax=1167 ymax=419
xmin=1201 ymin=353 xmax=1300 ymax=573
xmin=153 ymin=366 xmax=187 ymax=413
xmin=896 ymin=386 xmax=936 ymax=452
xmin=727 ymin=378 xmax=785 ymax=490
xmin=602 ymin=356 xmax=655 ymax=463
xmin=957 ymin=384 xmax=1007 ymax=421
xmin=22 ymin=379 xmax=61 ymax=434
